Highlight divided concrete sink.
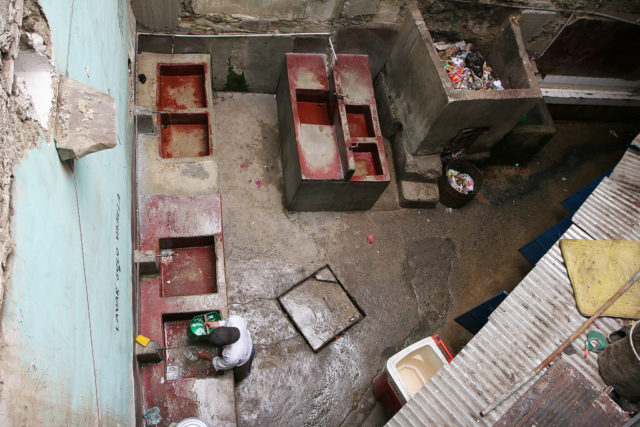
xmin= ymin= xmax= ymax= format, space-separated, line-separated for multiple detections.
xmin=277 ymin=53 xmax=390 ymax=211
xmin=159 ymin=113 xmax=211 ymax=158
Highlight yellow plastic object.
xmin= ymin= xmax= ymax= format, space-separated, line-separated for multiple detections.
xmin=136 ymin=335 xmax=151 ymax=347
xmin=560 ymin=239 xmax=640 ymax=318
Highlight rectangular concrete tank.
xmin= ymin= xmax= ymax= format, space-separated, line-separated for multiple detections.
xmin=277 ymin=53 xmax=390 ymax=211
xmin=381 ymin=6 xmax=542 ymax=158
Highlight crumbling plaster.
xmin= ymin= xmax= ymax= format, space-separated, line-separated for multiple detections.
xmin=0 ymin=1 xmax=57 ymax=423
xmin=0 ymin=0 xmax=53 ymax=315
xmin=1 ymin=0 xmax=136 ymax=423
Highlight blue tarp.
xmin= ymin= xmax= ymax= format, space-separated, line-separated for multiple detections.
xmin=455 ymin=291 xmax=509 ymax=335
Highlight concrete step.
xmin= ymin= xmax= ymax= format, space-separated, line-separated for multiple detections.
xmin=393 ymin=133 xmax=442 ymax=183
xmin=398 ymin=180 xmax=439 ymax=208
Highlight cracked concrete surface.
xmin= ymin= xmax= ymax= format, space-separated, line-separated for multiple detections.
xmin=213 ymin=92 xmax=638 ymax=425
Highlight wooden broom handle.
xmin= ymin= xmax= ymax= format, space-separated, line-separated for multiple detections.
xmin=534 ymin=268 xmax=640 ymax=374
xmin=481 ymin=268 xmax=640 ymax=417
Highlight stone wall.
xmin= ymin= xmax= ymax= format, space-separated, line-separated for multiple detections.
xmin=137 ymin=22 xmax=400 ymax=93
xmin=417 ymin=0 xmax=640 ymax=60
xmin=132 ymin=0 xmax=640 ymax=58
xmin=133 ymin=0 xmax=403 ymax=33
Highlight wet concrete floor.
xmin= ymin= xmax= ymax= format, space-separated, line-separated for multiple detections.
xmin=213 ymin=92 xmax=639 ymax=426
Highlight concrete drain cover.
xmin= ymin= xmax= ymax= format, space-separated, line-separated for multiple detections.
xmin=278 ymin=265 xmax=364 ymax=352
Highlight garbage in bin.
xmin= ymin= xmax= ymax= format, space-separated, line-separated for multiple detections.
xmin=438 ymin=159 xmax=483 ymax=208
xmin=446 ymin=168 xmax=475 ymax=194
xmin=435 ymin=41 xmax=503 ymax=91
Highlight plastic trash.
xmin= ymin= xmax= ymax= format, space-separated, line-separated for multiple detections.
xmin=143 ymin=407 xmax=162 ymax=425
xmin=184 ymin=346 xmax=201 ymax=362
xmin=464 ymin=50 xmax=485 ymax=77
xmin=437 ymin=41 xmax=504 ymax=91
xmin=446 ymin=168 xmax=475 ymax=194
xmin=584 ymin=330 xmax=607 ymax=357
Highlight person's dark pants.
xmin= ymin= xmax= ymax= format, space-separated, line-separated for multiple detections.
xmin=234 ymin=346 xmax=255 ymax=383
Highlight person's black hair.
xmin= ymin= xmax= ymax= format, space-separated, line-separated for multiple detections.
xmin=208 ymin=326 xmax=240 ymax=347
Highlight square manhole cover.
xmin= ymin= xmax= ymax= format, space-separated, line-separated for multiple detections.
xmin=278 ymin=265 xmax=364 ymax=351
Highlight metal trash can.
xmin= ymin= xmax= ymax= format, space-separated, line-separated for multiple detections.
xmin=598 ymin=322 xmax=640 ymax=402
xmin=438 ymin=159 xmax=483 ymax=208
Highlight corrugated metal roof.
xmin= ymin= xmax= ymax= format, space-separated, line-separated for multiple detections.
xmin=388 ymin=225 xmax=625 ymax=427
xmin=572 ymin=177 xmax=640 ymax=241
xmin=495 ymin=358 xmax=629 ymax=426
xmin=388 ymin=139 xmax=640 ymax=426
xmin=609 ymin=148 xmax=640 ymax=194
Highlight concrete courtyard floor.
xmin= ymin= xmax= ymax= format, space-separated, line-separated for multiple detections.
xmin=212 ymin=92 xmax=639 ymax=426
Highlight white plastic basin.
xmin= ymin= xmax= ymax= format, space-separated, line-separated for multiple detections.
xmin=386 ymin=336 xmax=448 ymax=402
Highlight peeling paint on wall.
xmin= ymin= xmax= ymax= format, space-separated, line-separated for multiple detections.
xmin=0 ymin=0 xmax=135 ymax=424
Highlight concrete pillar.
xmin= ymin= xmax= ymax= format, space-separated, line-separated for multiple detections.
xmin=131 ymin=0 xmax=180 ymax=32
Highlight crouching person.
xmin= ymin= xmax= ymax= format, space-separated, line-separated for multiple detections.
xmin=197 ymin=315 xmax=255 ymax=382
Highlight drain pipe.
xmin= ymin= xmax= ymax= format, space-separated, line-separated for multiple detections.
xmin=328 ymin=37 xmax=338 ymax=65
xmin=137 ymin=32 xmax=332 ymax=54
xmin=137 ymin=31 xmax=331 ymax=38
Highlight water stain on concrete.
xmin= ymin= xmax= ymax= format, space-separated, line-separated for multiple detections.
xmin=180 ymin=162 xmax=210 ymax=180
xmin=213 ymin=93 xmax=640 ymax=426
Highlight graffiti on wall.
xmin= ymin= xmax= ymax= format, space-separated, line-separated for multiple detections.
xmin=114 ymin=192 xmax=121 ymax=332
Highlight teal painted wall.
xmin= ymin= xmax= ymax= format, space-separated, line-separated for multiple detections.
xmin=0 ymin=0 xmax=134 ymax=424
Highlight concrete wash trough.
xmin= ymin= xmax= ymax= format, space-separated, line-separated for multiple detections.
xmin=377 ymin=7 xmax=543 ymax=160
xmin=277 ymin=53 xmax=391 ymax=211
xmin=279 ymin=266 xmax=364 ymax=352
xmin=136 ymin=52 xmax=235 ymax=424
xmin=137 ymin=195 xmax=234 ymax=425
xmin=156 ymin=63 xmax=212 ymax=159
xmin=136 ymin=53 xmax=220 ymax=196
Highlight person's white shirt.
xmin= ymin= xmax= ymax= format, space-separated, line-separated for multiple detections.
xmin=212 ymin=315 xmax=253 ymax=371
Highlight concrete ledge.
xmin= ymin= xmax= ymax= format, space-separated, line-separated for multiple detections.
xmin=398 ymin=180 xmax=438 ymax=208
xmin=135 ymin=250 xmax=159 ymax=275
xmin=54 ymin=77 xmax=117 ymax=161
xmin=542 ymin=87 xmax=640 ymax=107
xmin=135 ymin=340 xmax=163 ymax=364
xmin=136 ymin=113 xmax=155 ymax=134
xmin=393 ymin=133 xmax=441 ymax=183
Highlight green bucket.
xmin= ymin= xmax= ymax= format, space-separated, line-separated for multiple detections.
xmin=187 ymin=312 xmax=222 ymax=342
